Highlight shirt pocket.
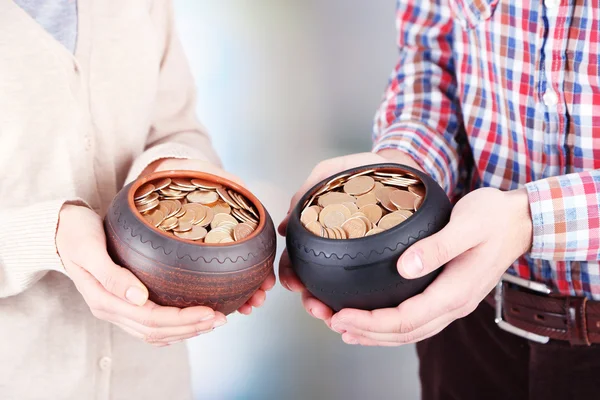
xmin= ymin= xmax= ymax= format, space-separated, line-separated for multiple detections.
xmin=449 ymin=0 xmax=499 ymax=31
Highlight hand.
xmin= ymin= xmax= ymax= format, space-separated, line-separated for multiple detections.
xmin=146 ymin=158 xmax=276 ymax=314
xmin=278 ymin=150 xmax=424 ymax=327
xmin=329 ymin=187 xmax=533 ymax=346
xmin=57 ymin=204 xmax=227 ymax=347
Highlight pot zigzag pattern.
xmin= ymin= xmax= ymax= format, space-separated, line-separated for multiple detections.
xmin=112 ymin=205 xmax=276 ymax=264
xmin=290 ymin=218 xmax=437 ymax=261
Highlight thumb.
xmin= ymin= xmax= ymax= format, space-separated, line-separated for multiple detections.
xmin=85 ymin=250 xmax=149 ymax=306
xmin=397 ymin=220 xmax=477 ymax=279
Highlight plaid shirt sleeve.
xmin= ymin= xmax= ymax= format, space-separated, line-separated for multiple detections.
xmin=372 ymin=1 xmax=462 ymax=196
xmin=525 ymin=171 xmax=600 ymax=261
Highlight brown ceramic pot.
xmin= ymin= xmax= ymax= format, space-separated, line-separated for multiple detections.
xmin=103 ymin=170 xmax=276 ymax=315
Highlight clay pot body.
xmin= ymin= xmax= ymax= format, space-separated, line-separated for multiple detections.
xmin=286 ymin=163 xmax=452 ymax=312
xmin=104 ymin=170 xmax=276 ymax=315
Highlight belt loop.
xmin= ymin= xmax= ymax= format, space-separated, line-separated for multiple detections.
xmin=566 ymin=297 xmax=591 ymax=346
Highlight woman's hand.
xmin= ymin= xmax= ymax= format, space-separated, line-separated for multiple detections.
xmin=57 ymin=205 xmax=226 ymax=347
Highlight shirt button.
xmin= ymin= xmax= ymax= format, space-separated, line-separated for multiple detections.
xmin=545 ymin=0 xmax=560 ymax=8
xmin=98 ymin=356 xmax=112 ymax=370
xmin=542 ymin=90 xmax=559 ymax=107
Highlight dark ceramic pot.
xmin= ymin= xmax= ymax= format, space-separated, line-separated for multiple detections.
xmin=104 ymin=170 xmax=276 ymax=315
xmin=286 ymin=163 xmax=452 ymax=312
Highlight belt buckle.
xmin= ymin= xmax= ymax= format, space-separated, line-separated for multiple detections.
xmin=494 ymin=273 xmax=552 ymax=344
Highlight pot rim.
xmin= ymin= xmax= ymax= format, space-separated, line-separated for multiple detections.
xmin=128 ymin=170 xmax=267 ymax=247
xmin=290 ymin=163 xmax=436 ymax=244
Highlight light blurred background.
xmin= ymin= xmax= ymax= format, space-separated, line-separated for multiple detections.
xmin=174 ymin=1 xmax=421 ymax=399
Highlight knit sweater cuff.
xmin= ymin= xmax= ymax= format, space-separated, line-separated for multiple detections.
xmin=126 ymin=141 xmax=217 ymax=184
xmin=0 ymin=199 xmax=87 ymax=297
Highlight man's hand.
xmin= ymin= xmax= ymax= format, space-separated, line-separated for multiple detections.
xmin=278 ymin=150 xmax=423 ymax=327
xmin=147 ymin=158 xmax=276 ymax=315
xmin=57 ymin=205 xmax=226 ymax=346
xmin=329 ymin=187 xmax=533 ymax=346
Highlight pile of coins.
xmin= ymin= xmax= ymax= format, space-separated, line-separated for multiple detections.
xmin=133 ymin=177 xmax=259 ymax=244
xmin=300 ymin=170 xmax=425 ymax=239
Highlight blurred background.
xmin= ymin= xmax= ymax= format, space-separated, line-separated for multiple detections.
xmin=174 ymin=1 xmax=421 ymax=399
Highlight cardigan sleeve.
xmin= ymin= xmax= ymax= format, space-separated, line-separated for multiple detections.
xmin=126 ymin=0 xmax=221 ymax=183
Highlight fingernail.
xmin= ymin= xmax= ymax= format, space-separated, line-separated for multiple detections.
xmin=345 ymin=337 xmax=358 ymax=345
xmin=200 ymin=314 xmax=215 ymax=321
xmin=213 ymin=319 xmax=227 ymax=328
xmin=402 ymin=252 xmax=423 ymax=278
xmin=125 ymin=286 xmax=148 ymax=306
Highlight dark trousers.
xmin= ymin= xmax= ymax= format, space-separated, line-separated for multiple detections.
xmin=416 ymin=301 xmax=600 ymax=400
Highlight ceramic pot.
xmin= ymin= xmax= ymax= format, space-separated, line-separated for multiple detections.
xmin=104 ymin=170 xmax=276 ymax=315
xmin=286 ymin=163 xmax=452 ymax=311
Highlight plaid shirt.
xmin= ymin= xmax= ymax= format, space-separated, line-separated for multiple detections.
xmin=372 ymin=0 xmax=600 ymax=299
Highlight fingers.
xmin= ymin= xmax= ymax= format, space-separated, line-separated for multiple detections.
xmin=339 ymin=313 xmax=455 ymax=346
xmin=278 ymin=250 xmax=304 ymax=292
xmin=301 ymin=290 xmax=333 ymax=321
xmin=101 ymin=309 xmax=221 ymax=345
xmin=396 ymin=218 xmax=479 ymax=279
xmin=78 ymin=244 xmax=149 ymax=306
xmin=237 ymin=304 xmax=253 ymax=315
xmin=260 ymin=272 xmax=276 ymax=291
xmin=333 ymin=249 xmax=482 ymax=341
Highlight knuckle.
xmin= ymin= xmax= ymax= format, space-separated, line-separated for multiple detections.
xmin=101 ymin=274 xmax=118 ymax=294
xmin=395 ymin=320 xmax=416 ymax=335
xmin=458 ymin=302 xmax=478 ymax=318
xmin=432 ymin=241 xmax=451 ymax=266
xmin=447 ymin=295 xmax=470 ymax=313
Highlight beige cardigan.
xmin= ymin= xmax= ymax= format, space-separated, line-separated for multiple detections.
xmin=0 ymin=1 xmax=220 ymax=398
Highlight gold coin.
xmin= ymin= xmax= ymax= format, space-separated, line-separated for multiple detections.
xmin=198 ymin=206 xmax=214 ymax=227
xmin=395 ymin=209 xmax=414 ymax=219
xmin=174 ymin=206 xmax=186 ymax=218
xmin=211 ymin=201 xmax=231 ymax=215
xmin=319 ymin=204 xmax=352 ymax=229
xmin=374 ymin=186 xmax=398 ymax=211
xmin=178 ymin=209 xmax=196 ymax=225
xmin=378 ymin=211 xmax=408 ymax=230
xmin=134 ymin=183 xmax=155 ymax=201
xmin=389 ymin=190 xmax=419 ymax=210
xmin=305 ymin=220 xmax=324 ymax=236
xmin=160 ymin=216 xmax=179 ymax=230
xmin=187 ymin=190 xmax=219 ymax=204
xmin=160 ymin=188 xmax=183 ymax=197
xmin=173 ymin=220 xmax=193 ymax=232
xmin=341 ymin=217 xmax=367 ymax=239
xmin=365 ymin=227 xmax=384 ymax=236
xmin=360 ymin=204 xmax=383 ymax=225
xmin=414 ymin=196 xmax=423 ymax=209
xmin=301 ymin=207 xmax=319 ymax=225
xmin=373 ymin=182 xmax=384 ymax=191
xmin=204 ymin=229 xmax=233 ymax=244
xmin=343 ymin=176 xmax=375 ymax=196
xmin=318 ymin=192 xmax=356 ymax=207
xmin=191 ymin=179 xmax=222 ymax=190
xmin=171 ymin=178 xmax=195 ymax=188
xmin=220 ymin=237 xmax=235 ymax=243
xmin=152 ymin=178 xmax=171 ymax=191
xmin=355 ymin=192 xmax=377 ymax=208
xmin=210 ymin=213 xmax=238 ymax=229
xmin=350 ymin=213 xmax=372 ymax=231
xmin=408 ymin=184 xmax=426 ymax=198
xmin=136 ymin=198 xmax=159 ymax=213
xmin=216 ymin=187 xmax=239 ymax=209
xmin=335 ymin=226 xmax=348 ymax=239
xmin=173 ymin=225 xmax=207 ymax=241
xmin=342 ymin=202 xmax=359 ymax=214
xmin=234 ymin=223 xmax=255 ymax=241
xmin=146 ymin=209 xmax=165 ymax=227
xmin=238 ymin=208 xmax=258 ymax=224
xmin=135 ymin=191 xmax=159 ymax=206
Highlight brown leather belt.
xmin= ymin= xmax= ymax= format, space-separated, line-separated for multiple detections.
xmin=487 ymin=275 xmax=600 ymax=346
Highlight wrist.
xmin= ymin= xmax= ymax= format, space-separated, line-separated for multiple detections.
xmin=505 ymin=188 xmax=533 ymax=254
xmin=375 ymin=149 xmax=424 ymax=173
